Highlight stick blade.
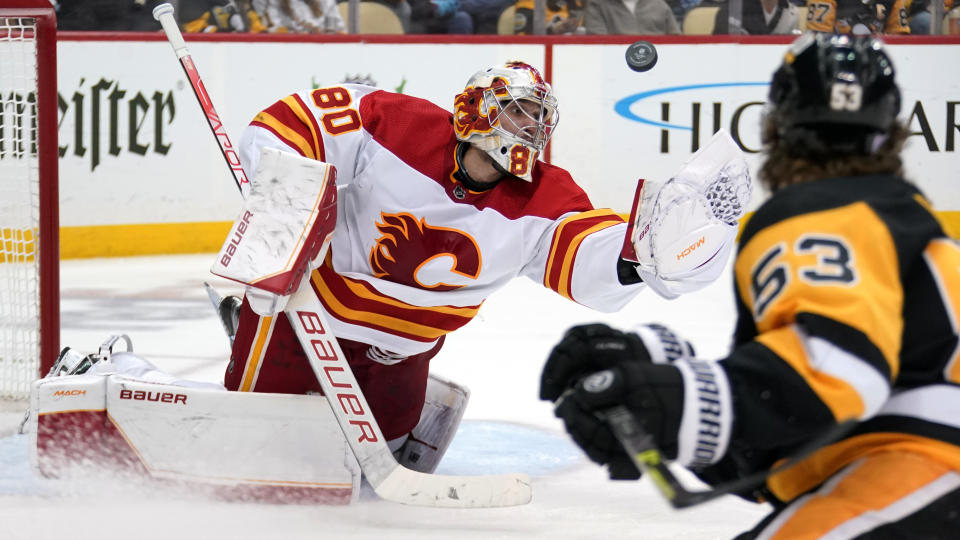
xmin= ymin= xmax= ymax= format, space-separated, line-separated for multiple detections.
xmin=375 ymin=468 xmax=532 ymax=508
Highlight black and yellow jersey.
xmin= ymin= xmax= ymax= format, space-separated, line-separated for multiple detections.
xmin=513 ymin=0 xmax=585 ymax=35
xmin=715 ymin=174 xmax=960 ymax=503
xmin=804 ymin=0 xmax=910 ymax=34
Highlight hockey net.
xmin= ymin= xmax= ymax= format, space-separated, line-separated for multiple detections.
xmin=0 ymin=3 xmax=59 ymax=401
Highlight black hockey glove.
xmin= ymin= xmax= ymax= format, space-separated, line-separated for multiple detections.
xmin=539 ymin=323 xmax=694 ymax=402
xmin=555 ymin=362 xmax=685 ymax=480
xmin=540 ymin=322 xmax=734 ymax=480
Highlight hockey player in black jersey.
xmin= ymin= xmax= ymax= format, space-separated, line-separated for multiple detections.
xmin=540 ymin=33 xmax=960 ymax=539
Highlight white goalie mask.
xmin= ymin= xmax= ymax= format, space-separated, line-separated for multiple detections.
xmin=453 ymin=62 xmax=559 ymax=181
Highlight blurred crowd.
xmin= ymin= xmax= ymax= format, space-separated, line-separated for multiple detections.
xmin=53 ymin=0 xmax=959 ymax=35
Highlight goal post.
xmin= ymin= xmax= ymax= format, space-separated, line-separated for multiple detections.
xmin=0 ymin=0 xmax=59 ymax=399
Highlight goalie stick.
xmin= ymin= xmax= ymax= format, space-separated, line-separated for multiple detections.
xmin=602 ymin=406 xmax=856 ymax=509
xmin=152 ymin=3 xmax=531 ymax=508
xmin=152 ymin=4 xmax=250 ymax=199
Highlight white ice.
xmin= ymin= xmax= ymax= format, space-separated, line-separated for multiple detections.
xmin=0 ymin=254 xmax=769 ymax=539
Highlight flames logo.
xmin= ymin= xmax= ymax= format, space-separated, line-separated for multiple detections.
xmin=453 ymin=88 xmax=497 ymax=140
xmin=369 ymin=213 xmax=482 ymax=291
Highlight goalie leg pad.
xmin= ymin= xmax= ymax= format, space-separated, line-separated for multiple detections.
xmin=31 ymin=374 xmax=360 ymax=504
xmin=210 ymin=147 xmax=338 ymax=316
xmin=396 ymin=373 xmax=470 ymax=473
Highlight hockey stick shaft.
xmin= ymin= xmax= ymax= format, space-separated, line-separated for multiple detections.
xmin=153 ymin=3 xmax=250 ymax=198
xmin=603 ymin=405 xmax=856 ymax=508
xmin=285 ymin=280 xmax=531 ymax=507
xmin=151 ymin=3 xmax=530 ymax=508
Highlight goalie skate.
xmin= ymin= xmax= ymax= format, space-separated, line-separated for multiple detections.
xmin=204 ymin=282 xmax=242 ymax=345
xmin=46 ymin=334 xmax=134 ymax=377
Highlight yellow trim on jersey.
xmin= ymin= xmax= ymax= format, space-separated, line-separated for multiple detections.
xmin=281 ymin=95 xmax=322 ymax=160
xmin=239 ymin=315 xmax=276 ymax=392
xmin=544 ymin=210 xmax=613 ymax=279
xmin=332 ymin=271 xmax=480 ymax=318
xmin=757 ymin=326 xmax=867 ymax=420
xmin=544 ymin=209 xmax=622 ymax=298
xmin=766 ymin=431 xmax=960 ymax=503
xmin=252 ymin=110 xmax=317 ymax=159
xmin=310 ymin=272 xmax=451 ymax=339
xmin=736 ymin=202 xmax=904 ymax=377
xmin=556 ymin=220 xmax=623 ymax=299
xmin=924 ymin=239 xmax=960 ymax=383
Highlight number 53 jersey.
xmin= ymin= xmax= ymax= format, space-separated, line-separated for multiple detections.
xmin=724 ymin=174 xmax=960 ymax=503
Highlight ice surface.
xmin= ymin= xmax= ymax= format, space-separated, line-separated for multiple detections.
xmin=0 ymin=254 xmax=769 ymax=539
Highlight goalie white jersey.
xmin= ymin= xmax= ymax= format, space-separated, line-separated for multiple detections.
xmin=237 ymin=83 xmax=642 ymax=356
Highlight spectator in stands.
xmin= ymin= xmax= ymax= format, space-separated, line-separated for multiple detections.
xmin=252 ymin=0 xmax=345 ymax=33
xmin=582 ymin=0 xmax=681 ymax=33
xmin=708 ymin=0 xmax=799 ymax=33
xmin=883 ymin=0 xmax=913 ymax=33
xmin=55 ymin=0 xmax=163 ymax=30
xmin=459 ymin=0 xmax=516 ymax=33
xmin=408 ymin=0 xmax=474 ymax=32
xmin=803 ymin=0 xmax=909 ymax=34
xmin=906 ymin=0 xmax=931 ymax=33
xmin=947 ymin=0 xmax=960 ymax=32
xmin=179 ymin=1 xmax=263 ymax=32
xmin=905 ymin=0 xmax=955 ymax=34
xmin=665 ymin=0 xmax=701 ymax=27
xmin=513 ymin=0 xmax=587 ymax=34
xmin=947 ymin=1 xmax=960 ymax=33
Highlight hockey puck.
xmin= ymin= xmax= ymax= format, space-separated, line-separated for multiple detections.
xmin=625 ymin=40 xmax=658 ymax=73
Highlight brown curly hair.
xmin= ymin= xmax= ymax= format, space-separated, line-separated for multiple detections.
xmin=757 ymin=113 xmax=908 ymax=193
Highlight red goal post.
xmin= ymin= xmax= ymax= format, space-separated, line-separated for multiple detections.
xmin=0 ymin=0 xmax=59 ymax=399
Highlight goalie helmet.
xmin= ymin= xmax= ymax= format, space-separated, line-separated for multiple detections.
xmin=768 ymin=33 xmax=900 ymax=148
xmin=453 ymin=62 xmax=559 ymax=181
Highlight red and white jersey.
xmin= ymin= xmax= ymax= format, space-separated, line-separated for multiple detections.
xmin=239 ymin=84 xmax=643 ymax=355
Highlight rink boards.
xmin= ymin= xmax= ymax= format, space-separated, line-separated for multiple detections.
xmin=48 ymin=36 xmax=960 ymax=257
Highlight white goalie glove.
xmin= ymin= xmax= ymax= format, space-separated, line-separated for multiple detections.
xmin=625 ymin=130 xmax=752 ymax=299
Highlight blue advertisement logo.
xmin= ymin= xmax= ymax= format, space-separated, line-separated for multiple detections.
xmin=615 ymin=82 xmax=769 ymax=131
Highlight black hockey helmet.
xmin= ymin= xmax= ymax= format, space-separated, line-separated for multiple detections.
xmin=768 ymin=33 xmax=900 ymax=135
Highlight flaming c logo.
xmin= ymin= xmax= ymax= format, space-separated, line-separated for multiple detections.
xmin=369 ymin=213 xmax=482 ymax=291
xmin=453 ymin=89 xmax=497 ymax=140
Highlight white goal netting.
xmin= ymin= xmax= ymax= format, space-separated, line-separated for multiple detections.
xmin=0 ymin=17 xmax=43 ymax=400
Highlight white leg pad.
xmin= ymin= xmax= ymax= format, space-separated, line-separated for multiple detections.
xmin=396 ymin=373 xmax=470 ymax=474
xmin=210 ymin=147 xmax=338 ymax=316
xmin=30 ymin=374 xmax=361 ymax=504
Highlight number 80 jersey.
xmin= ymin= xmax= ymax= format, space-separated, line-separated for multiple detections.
xmin=723 ymin=174 xmax=960 ymax=503
xmin=236 ymin=84 xmax=640 ymax=356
